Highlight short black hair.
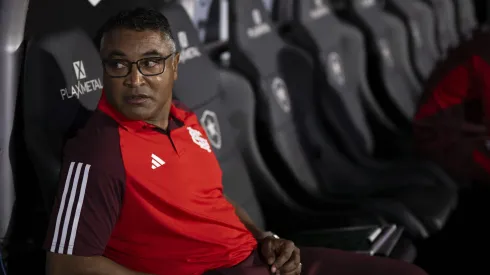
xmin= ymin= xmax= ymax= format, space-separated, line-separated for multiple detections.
xmin=97 ymin=7 xmax=175 ymax=50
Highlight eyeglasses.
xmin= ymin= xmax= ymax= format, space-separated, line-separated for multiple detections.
xmin=102 ymin=53 xmax=175 ymax=78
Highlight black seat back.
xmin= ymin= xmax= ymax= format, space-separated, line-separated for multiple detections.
xmin=162 ymin=2 xmax=268 ymax=228
xmin=421 ymin=0 xmax=459 ymax=54
xmin=282 ymin=0 xmax=399 ymax=158
xmin=385 ymin=0 xmax=440 ymax=80
xmin=228 ymin=0 xmax=325 ymax=199
xmin=23 ymin=29 xmax=102 ymax=211
xmin=341 ymin=0 xmax=421 ymax=127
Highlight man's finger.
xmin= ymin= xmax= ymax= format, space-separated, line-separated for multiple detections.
xmin=260 ymin=238 xmax=276 ymax=265
xmin=272 ymin=240 xmax=296 ymax=270
xmin=278 ymin=247 xmax=301 ymax=275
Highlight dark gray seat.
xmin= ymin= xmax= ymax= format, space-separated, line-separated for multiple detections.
xmin=384 ymin=0 xmax=440 ymax=81
xmin=335 ymin=0 xmax=422 ymax=131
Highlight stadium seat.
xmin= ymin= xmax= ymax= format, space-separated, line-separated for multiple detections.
xmin=225 ymin=0 xmax=457 ymax=239
xmin=334 ymin=0 xmax=422 ymax=131
xmin=420 ymin=0 xmax=459 ymax=55
xmin=271 ymin=0 xmax=458 ymax=191
xmin=452 ymin=0 xmax=477 ymax=40
xmin=23 ymin=29 xmax=103 ymax=212
xmin=163 ymin=1 xmax=416 ymax=258
xmin=384 ymin=0 xmax=440 ymax=81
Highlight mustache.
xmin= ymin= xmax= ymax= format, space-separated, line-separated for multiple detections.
xmin=124 ymin=90 xmax=153 ymax=99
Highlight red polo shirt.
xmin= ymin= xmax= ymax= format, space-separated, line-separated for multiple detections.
xmin=44 ymin=93 xmax=257 ymax=275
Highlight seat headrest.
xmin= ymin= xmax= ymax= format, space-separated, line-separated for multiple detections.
xmin=27 ymin=29 xmax=102 ymax=107
xmin=229 ymin=0 xmax=282 ymax=49
xmin=161 ymin=2 xmax=220 ymax=108
xmin=349 ymin=0 xmax=381 ymax=10
xmin=348 ymin=0 xmax=382 ymax=16
xmin=293 ymin=0 xmax=344 ymax=49
xmin=24 ymin=28 xmax=102 ymax=142
xmin=345 ymin=0 xmax=384 ymax=35
xmin=26 ymin=0 xmax=160 ymax=39
xmin=294 ymin=0 xmax=336 ymax=24
xmin=229 ymin=0 xmax=284 ymax=76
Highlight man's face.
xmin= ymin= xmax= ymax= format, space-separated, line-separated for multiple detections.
xmin=100 ymin=28 xmax=180 ymax=123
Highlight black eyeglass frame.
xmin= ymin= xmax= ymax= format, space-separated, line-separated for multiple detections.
xmin=102 ymin=52 xmax=175 ymax=78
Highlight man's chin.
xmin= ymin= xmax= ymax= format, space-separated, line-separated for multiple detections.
xmin=121 ymin=108 xmax=153 ymax=122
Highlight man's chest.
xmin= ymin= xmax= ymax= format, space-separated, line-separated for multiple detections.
xmin=119 ymin=126 xmax=223 ymax=201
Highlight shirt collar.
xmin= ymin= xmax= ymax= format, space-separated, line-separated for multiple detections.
xmin=97 ymin=90 xmax=185 ymax=132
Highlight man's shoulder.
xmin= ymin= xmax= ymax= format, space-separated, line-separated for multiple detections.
xmin=423 ymin=31 xmax=490 ymax=96
xmin=62 ymin=111 xmax=125 ymax=177
xmin=171 ymin=99 xmax=201 ymax=127
xmin=172 ymin=99 xmax=192 ymax=113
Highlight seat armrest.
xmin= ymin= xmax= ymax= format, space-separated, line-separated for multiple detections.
xmin=286 ymin=224 xmax=403 ymax=257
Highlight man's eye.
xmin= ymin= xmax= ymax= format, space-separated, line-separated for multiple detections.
xmin=142 ymin=60 xmax=158 ymax=67
xmin=108 ymin=60 xmax=127 ymax=69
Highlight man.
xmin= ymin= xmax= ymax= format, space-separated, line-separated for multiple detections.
xmin=44 ymin=8 xmax=427 ymax=275
xmin=413 ymin=28 xmax=490 ymax=186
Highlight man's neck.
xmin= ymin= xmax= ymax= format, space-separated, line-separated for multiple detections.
xmin=145 ymin=101 xmax=172 ymax=130
xmin=145 ymin=116 xmax=169 ymax=130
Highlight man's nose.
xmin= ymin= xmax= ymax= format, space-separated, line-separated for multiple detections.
xmin=125 ymin=64 xmax=145 ymax=86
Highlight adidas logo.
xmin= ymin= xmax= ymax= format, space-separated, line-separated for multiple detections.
xmin=151 ymin=154 xmax=165 ymax=169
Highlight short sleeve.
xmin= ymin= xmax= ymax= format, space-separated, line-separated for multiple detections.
xmin=44 ymin=160 xmax=125 ymax=256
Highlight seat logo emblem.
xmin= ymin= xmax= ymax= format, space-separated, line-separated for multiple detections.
xmin=177 ymin=31 xmax=202 ymax=63
xmin=73 ymin=61 xmax=87 ymax=80
xmin=358 ymin=0 xmax=375 ymax=8
xmin=271 ymin=77 xmax=291 ymax=113
xmin=378 ymin=39 xmax=395 ymax=67
xmin=252 ymin=9 xmax=262 ymax=25
xmin=151 ymin=154 xmax=165 ymax=169
xmin=60 ymin=60 xmax=102 ymax=100
xmin=178 ymin=31 xmax=189 ymax=48
xmin=409 ymin=20 xmax=423 ymax=48
xmin=327 ymin=52 xmax=346 ymax=86
xmin=247 ymin=9 xmax=272 ymax=39
xmin=310 ymin=0 xmax=330 ymax=20
xmin=200 ymin=110 xmax=222 ymax=150
xmin=187 ymin=127 xmax=212 ymax=153
xmin=87 ymin=0 xmax=101 ymax=7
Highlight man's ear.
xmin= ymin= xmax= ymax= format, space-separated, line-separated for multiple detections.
xmin=172 ymin=52 xmax=180 ymax=80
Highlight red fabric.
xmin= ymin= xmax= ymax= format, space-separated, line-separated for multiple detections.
xmin=98 ymin=92 xmax=257 ymax=275
xmin=413 ymin=52 xmax=490 ymax=182
xmin=414 ymin=55 xmax=482 ymax=120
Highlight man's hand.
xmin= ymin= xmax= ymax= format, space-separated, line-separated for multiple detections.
xmin=259 ymin=237 xmax=302 ymax=275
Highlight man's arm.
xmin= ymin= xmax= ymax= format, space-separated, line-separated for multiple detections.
xmin=224 ymin=195 xmax=271 ymax=240
xmin=46 ymin=253 xmax=151 ymax=275
xmin=44 ymin=161 xmax=144 ymax=275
